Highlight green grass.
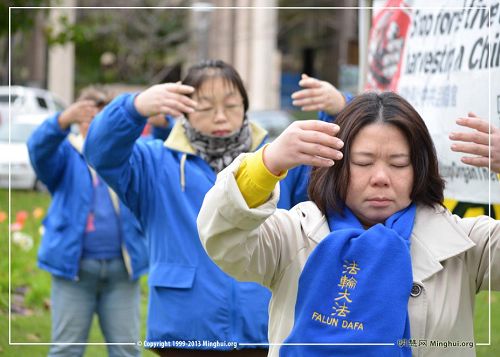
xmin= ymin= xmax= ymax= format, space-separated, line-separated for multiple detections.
xmin=0 ymin=189 xmax=499 ymax=356
xmin=0 ymin=189 xmax=155 ymax=356
xmin=2 ymin=295 xmax=156 ymax=356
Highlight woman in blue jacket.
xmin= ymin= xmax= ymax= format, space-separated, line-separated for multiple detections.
xmin=28 ymin=87 xmax=148 ymax=357
xmin=83 ymin=60 xmax=346 ymax=356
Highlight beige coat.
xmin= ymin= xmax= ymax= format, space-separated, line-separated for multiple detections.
xmin=197 ymin=156 xmax=500 ymax=357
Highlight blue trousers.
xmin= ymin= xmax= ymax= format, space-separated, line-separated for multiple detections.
xmin=48 ymin=258 xmax=141 ymax=357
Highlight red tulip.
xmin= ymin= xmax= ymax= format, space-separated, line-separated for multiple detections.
xmin=16 ymin=211 xmax=29 ymax=224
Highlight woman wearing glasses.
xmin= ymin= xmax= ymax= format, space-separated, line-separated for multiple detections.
xmin=84 ymin=60 xmax=345 ymax=356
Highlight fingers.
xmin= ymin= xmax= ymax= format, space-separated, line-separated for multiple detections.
xmin=449 ymin=130 xmax=489 ymax=145
xmin=291 ymin=75 xmax=324 ymax=110
xmin=461 ymin=155 xmax=500 ymax=173
xmin=263 ymin=120 xmax=345 ymax=172
xmin=135 ymin=83 xmax=197 ymax=117
xmin=292 ymin=97 xmax=325 ymax=110
xmin=80 ymin=108 xmax=99 ymax=123
xmin=450 ymin=142 xmax=489 ymax=157
xmin=161 ymin=94 xmax=197 ymax=114
xmin=76 ymin=99 xmax=98 ymax=107
xmin=74 ymin=100 xmax=98 ymax=112
xmin=460 ymin=156 xmax=489 ymax=168
xmin=299 ymin=129 xmax=343 ymax=154
xmin=295 ymin=121 xmax=344 ymax=164
xmin=296 ymin=120 xmax=341 ymax=137
xmin=450 ymin=113 xmax=500 ymax=173
xmin=163 ymin=84 xmax=197 ymax=112
xmin=297 ymin=141 xmax=343 ymax=163
xmin=298 ymin=74 xmax=321 ymax=89
xmin=451 ymin=115 xmax=494 ymax=146
xmin=166 ymin=83 xmax=196 ymax=96
xmin=58 ymin=100 xmax=99 ymax=128
xmin=455 ymin=116 xmax=494 ymax=134
xmin=291 ymin=89 xmax=325 ymax=109
xmin=291 ymin=75 xmax=342 ymax=114
xmin=72 ymin=100 xmax=99 ymax=122
xmin=295 ymin=152 xmax=337 ymax=168
xmin=292 ymin=88 xmax=321 ymax=100
xmin=159 ymin=107 xmax=182 ymax=118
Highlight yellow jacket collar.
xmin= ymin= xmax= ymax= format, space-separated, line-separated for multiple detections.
xmin=164 ymin=119 xmax=268 ymax=154
xmin=68 ymin=133 xmax=85 ymax=154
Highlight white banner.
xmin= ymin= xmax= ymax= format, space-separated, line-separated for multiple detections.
xmin=367 ymin=0 xmax=500 ymax=204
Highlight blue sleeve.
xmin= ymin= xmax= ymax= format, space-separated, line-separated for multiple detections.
xmin=277 ymin=164 xmax=311 ymax=209
xmin=318 ymin=111 xmax=335 ymax=123
xmin=27 ymin=113 xmax=70 ymax=192
xmin=152 ymin=115 xmax=173 ymax=141
xmin=317 ymin=92 xmax=354 ymax=123
xmin=83 ymin=93 xmax=150 ymax=218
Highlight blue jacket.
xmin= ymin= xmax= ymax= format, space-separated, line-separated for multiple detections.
xmin=318 ymin=93 xmax=354 ymax=123
xmin=140 ymin=115 xmax=175 ymax=142
xmin=152 ymin=115 xmax=174 ymax=141
xmin=27 ymin=114 xmax=149 ymax=281
xmin=83 ymin=94 xmax=310 ymax=348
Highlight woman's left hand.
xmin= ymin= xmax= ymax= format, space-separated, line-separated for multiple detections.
xmin=449 ymin=112 xmax=500 ymax=173
xmin=134 ymin=83 xmax=197 ymax=117
xmin=291 ymin=74 xmax=346 ymax=115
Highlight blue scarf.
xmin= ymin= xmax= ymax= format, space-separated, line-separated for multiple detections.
xmin=280 ymin=203 xmax=416 ymax=357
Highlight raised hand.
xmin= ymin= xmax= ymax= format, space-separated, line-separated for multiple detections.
xmin=134 ymin=83 xmax=197 ymax=117
xmin=449 ymin=112 xmax=500 ymax=173
xmin=58 ymin=100 xmax=100 ymax=130
xmin=291 ymin=74 xmax=346 ymax=115
xmin=263 ymin=120 xmax=344 ymax=175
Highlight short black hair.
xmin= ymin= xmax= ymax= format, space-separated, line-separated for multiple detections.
xmin=182 ymin=59 xmax=249 ymax=113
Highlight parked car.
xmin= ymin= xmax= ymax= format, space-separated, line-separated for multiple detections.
xmin=247 ymin=110 xmax=294 ymax=141
xmin=0 ymin=114 xmax=49 ymax=190
xmin=0 ymin=86 xmax=66 ymax=127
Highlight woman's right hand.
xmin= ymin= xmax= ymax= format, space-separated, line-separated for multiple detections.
xmin=134 ymin=83 xmax=198 ymax=117
xmin=263 ymin=120 xmax=344 ymax=175
xmin=291 ymin=74 xmax=346 ymax=115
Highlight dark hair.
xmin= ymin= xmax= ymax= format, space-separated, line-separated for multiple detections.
xmin=182 ymin=59 xmax=249 ymax=113
xmin=308 ymin=92 xmax=445 ymax=214
xmin=77 ymin=85 xmax=112 ymax=109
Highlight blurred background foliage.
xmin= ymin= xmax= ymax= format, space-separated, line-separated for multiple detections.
xmin=1 ymin=0 xmax=188 ymax=90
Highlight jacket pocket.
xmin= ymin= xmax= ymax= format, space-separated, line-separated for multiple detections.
xmin=148 ymin=262 xmax=196 ymax=289
xmin=42 ymin=213 xmax=69 ymax=232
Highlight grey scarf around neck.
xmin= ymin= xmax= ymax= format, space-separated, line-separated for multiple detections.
xmin=182 ymin=117 xmax=252 ymax=173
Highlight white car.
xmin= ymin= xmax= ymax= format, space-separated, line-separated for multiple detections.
xmin=0 ymin=114 xmax=49 ymax=190
xmin=0 ymin=86 xmax=66 ymax=127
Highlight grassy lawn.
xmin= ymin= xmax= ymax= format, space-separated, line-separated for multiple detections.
xmin=0 ymin=189 xmax=499 ymax=356
xmin=0 ymin=189 xmax=155 ymax=356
